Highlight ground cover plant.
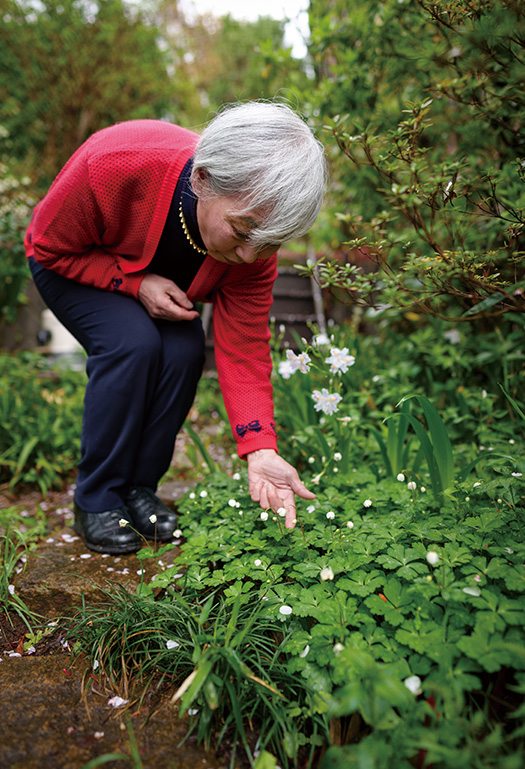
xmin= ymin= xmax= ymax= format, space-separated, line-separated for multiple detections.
xmin=67 ymin=317 xmax=525 ymax=769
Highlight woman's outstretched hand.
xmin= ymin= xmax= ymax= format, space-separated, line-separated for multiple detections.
xmin=138 ymin=274 xmax=199 ymax=322
xmin=246 ymin=448 xmax=315 ymax=529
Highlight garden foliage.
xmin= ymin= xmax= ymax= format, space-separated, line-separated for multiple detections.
xmin=0 ymin=0 xmax=175 ymax=190
xmin=69 ymin=319 xmax=524 ymax=768
xmin=0 ymin=352 xmax=85 ymax=493
xmin=304 ymin=0 xmax=524 ymax=321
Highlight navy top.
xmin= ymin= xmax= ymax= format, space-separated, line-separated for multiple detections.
xmin=149 ymin=157 xmax=207 ymax=291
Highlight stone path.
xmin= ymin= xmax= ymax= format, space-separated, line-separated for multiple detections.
xmin=0 ymin=482 xmax=228 ymax=769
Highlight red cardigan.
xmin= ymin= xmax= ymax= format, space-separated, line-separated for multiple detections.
xmin=25 ymin=119 xmax=278 ymax=457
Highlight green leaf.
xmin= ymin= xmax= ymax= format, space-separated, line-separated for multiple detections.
xmin=254 ymin=751 xmax=278 ymax=769
xmin=462 ymin=294 xmax=505 ymax=317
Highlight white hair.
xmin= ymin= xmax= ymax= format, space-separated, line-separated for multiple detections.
xmin=191 ymin=101 xmax=327 ymax=248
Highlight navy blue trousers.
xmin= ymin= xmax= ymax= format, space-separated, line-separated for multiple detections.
xmin=29 ymin=257 xmax=205 ymax=512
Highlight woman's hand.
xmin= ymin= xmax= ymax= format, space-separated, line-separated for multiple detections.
xmin=246 ymin=448 xmax=315 ymax=529
xmin=138 ymin=274 xmax=199 ymax=321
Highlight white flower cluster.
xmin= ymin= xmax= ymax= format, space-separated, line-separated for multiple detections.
xmin=277 ymin=346 xmax=355 ymax=380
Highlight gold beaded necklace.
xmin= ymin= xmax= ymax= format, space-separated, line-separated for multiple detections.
xmin=179 ymin=202 xmax=207 ymax=256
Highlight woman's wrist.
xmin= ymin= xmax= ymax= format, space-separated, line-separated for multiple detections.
xmin=246 ymin=448 xmax=277 ymax=463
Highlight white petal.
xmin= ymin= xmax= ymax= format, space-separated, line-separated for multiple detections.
xmin=107 ymin=696 xmax=129 ymax=708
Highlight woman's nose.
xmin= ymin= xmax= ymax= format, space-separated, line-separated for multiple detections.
xmin=235 ymin=244 xmax=258 ymax=263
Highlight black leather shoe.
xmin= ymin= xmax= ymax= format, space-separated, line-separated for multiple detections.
xmin=73 ymin=503 xmax=142 ymax=554
xmin=125 ymin=486 xmax=178 ymax=541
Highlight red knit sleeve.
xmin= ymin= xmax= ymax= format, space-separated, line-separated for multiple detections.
xmin=212 ymin=256 xmax=278 ymax=457
xmin=28 ymin=149 xmax=146 ymax=297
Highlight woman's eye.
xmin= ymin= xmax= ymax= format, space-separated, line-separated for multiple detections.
xmin=233 ymin=228 xmax=250 ymax=241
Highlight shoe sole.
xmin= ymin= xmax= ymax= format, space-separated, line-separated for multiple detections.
xmin=140 ymin=530 xmax=176 ymax=542
xmin=73 ymin=523 xmax=141 ymax=555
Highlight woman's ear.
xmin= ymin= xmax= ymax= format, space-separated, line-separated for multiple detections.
xmin=192 ymin=168 xmax=209 ymax=197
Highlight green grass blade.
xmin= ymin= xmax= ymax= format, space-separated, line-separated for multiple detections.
xmin=399 ymin=395 xmax=454 ymax=493
xmin=178 ymin=656 xmax=214 ymax=713
xmin=80 ymin=755 xmax=130 ymax=769
xmin=10 ymin=435 xmax=39 ymax=487
xmin=184 ymin=423 xmax=217 ymax=473
xmin=499 ymin=383 xmax=525 ymax=422
xmin=400 ymin=413 xmax=443 ymax=498
xmin=369 ymin=426 xmax=393 ymax=477
xmin=415 ymin=395 xmax=454 ymax=490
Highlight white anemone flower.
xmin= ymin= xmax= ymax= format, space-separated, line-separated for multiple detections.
xmin=397 ymin=473 xmax=405 ymax=482
xmin=277 ymin=507 xmax=286 ymax=517
xmin=279 ymin=605 xmax=293 ymax=616
xmin=320 ymin=566 xmax=335 ymax=581
xmin=404 ymin=676 xmax=423 ymax=695
xmin=260 ymin=511 xmax=269 ymax=521
xmin=118 ymin=519 xmax=128 ymax=528
xmin=149 ymin=514 xmax=157 ymax=523
xmin=426 ymin=551 xmax=440 ymax=566
xmin=166 ymin=640 xmax=180 ymax=650
xmin=326 ymin=511 xmax=335 ymax=520
xmin=363 ymin=499 xmax=373 ymax=508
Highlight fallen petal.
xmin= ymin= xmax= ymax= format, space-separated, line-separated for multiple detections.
xmin=107 ymin=696 xmax=129 ymax=708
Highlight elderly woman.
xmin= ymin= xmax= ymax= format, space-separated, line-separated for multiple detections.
xmin=25 ymin=101 xmax=326 ymax=554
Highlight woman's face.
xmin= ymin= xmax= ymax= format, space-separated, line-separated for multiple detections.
xmin=196 ymin=194 xmax=277 ymax=265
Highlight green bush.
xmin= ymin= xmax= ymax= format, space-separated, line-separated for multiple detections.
xmin=305 ymin=0 xmax=524 ymax=322
xmin=0 ymin=207 xmax=31 ymax=328
xmin=0 ymin=352 xmax=85 ymax=493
